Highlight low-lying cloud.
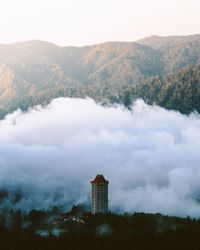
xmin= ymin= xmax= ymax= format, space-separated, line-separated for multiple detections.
xmin=0 ymin=98 xmax=200 ymax=217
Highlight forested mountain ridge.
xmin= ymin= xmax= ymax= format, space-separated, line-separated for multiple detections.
xmin=111 ymin=64 xmax=200 ymax=114
xmin=137 ymin=34 xmax=200 ymax=73
xmin=0 ymin=35 xmax=199 ymax=117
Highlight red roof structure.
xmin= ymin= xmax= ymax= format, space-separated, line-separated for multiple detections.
xmin=91 ymin=174 xmax=109 ymax=184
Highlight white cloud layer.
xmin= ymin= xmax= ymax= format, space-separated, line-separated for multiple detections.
xmin=1 ymin=98 xmax=200 ymax=217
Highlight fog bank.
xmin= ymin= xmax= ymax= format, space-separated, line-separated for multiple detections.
xmin=0 ymin=98 xmax=200 ymax=217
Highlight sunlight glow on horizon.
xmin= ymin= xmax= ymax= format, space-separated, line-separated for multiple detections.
xmin=0 ymin=0 xmax=199 ymax=46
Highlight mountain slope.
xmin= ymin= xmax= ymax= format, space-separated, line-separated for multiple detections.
xmin=0 ymin=35 xmax=199 ymax=116
xmin=114 ymin=64 xmax=200 ymax=114
xmin=137 ymin=34 xmax=200 ymax=73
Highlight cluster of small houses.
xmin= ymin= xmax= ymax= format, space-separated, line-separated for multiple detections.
xmin=50 ymin=211 xmax=91 ymax=227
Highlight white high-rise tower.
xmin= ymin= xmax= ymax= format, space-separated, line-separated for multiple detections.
xmin=91 ymin=174 xmax=109 ymax=214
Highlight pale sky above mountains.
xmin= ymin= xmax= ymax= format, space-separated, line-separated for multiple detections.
xmin=0 ymin=0 xmax=199 ymax=46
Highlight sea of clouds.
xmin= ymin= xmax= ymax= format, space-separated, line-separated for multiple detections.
xmin=0 ymin=98 xmax=200 ymax=217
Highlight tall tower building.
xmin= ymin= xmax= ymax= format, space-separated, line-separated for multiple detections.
xmin=91 ymin=174 xmax=109 ymax=214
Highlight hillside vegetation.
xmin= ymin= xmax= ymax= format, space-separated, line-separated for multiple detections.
xmin=1 ymin=209 xmax=200 ymax=250
xmin=0 ymin=35 xmax=200 ymax=117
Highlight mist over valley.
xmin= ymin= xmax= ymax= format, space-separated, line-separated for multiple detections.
xmin=0 ymin=98 xmax=200 ymax=217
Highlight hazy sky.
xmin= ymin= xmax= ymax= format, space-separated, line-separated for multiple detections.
xmin=0 ymin=0 xmax=199 ymax=46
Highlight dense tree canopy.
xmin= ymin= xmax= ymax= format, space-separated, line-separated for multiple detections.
xmin=0 ymin=209 xmax=200 ymax=250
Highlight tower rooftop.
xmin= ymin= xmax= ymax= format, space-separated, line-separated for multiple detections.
xmin=91 ymin=174 xmax=109 ymax=184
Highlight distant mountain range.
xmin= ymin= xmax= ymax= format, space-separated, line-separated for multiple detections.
xmin=0 ymin=34 xmax=200 ymax=117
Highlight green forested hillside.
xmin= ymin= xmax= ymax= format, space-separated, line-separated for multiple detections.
xmin=0 ymin=35 xmax=200 ymax=117
xmin=5 ymin=64 xmax=200 ymax=117
xmin=112 ymin=65 xmax=200 ymax=114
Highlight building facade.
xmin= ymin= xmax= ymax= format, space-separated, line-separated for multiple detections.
xmin=91 ymin=174 xmax=109 ymax=214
